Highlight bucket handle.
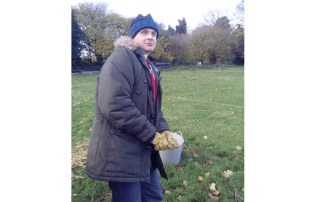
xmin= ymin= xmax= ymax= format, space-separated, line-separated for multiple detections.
xmin=175 ymin=131 xmax=182 ymax=137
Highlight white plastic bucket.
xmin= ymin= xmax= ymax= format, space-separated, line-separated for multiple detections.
xmin=159 ymin=131 xmax=184 ymax=166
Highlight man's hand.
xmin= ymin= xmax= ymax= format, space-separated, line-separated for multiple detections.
xmin=151 ymin=131 xmax=180 ymax=151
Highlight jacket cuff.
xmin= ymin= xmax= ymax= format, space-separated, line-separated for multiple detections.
xmin=145 ymin=133 xmax=156 ymax=145
xmin=158 ymin=130 xmax=171 ymax=133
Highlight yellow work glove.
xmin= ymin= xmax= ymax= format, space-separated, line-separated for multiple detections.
xmin=161 ymin=131 xmax=180 ymax=149
xmin=151 ymin=131 xmax=180 ymax=151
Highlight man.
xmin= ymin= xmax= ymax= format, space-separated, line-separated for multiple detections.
xmin=85 ymin=14 xmax=180 ymax=202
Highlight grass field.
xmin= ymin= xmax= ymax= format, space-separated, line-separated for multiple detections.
xmin=72 ymin=66 xmax=244 ymax=202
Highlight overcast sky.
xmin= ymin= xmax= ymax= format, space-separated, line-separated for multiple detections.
xmin=71 ymin=0 xmax=242 ymax=32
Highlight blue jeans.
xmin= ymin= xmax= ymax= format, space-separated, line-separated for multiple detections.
xmin=108 ymin=168 xmax=164 ymax=202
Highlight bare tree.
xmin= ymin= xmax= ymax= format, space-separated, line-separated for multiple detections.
xmin=204 ymin=9 xmax=233 ymax=30
xmin=234 ymin=0 xmax=244 ymax=26
xmin=204 ymin=9 xmax=224 ymax=26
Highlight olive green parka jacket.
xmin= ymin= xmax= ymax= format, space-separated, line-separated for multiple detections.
xmin=85 ymin=36 xmax=170 ymax=183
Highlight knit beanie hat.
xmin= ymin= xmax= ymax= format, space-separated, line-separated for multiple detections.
xmin=130 ymin=14 xmax=159 ymax=39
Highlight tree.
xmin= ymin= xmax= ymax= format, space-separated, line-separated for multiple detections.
xmin=234 ymin=0 xmax=244 ymax=26
xmin=93 ymin=14 xmax=131 ymax=63
xmin=149 ymin=35 xmax=174 ymax=62
xmin=176 ymin=17 xmax=187 ymax=34
xmin=187 ymin=25 xmax=237 ymax=65
xmin=167 ymin=34 xmax=189 ymax=64
xmin=168 ymin=25 xmax=176 ymax=35
xmin=187 ymin=26 xmax=213 ymax=63
xmin=72 ymin=9 xmax=85 ymax=61
xmin=72 ymin=2 xmax=131 ymax=65
xmin=149 ymin=23 xmax=175 ymax=62
xmin=204 ymin=9 xmax=223 ymax=26
xmin=149 ymin=22 xmax=189 ymax=64
xmin=214 ymin=16 xmax=231 ymax=30
xmin=207 ymin=28 xmax=236 ymax=64
xmin=232 ymin=24 xmax=244 ymax=65
xmin=72 ymin=2 xmax=110 ymax=64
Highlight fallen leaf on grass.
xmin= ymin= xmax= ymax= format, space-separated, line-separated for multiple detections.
xmin=194 ymin=162 xmax=201 ymax=167
xmin=242 ymin=188 xmax=244 ymax=192
xmin=236 ymin=146 xmax=242 ymax=150
xmin=230 ymin=157 xmax=237 ymax=161
xmin=198 ymin=176 xmax=204 ymax=181
xmin=205 ymin=172 xmax=210 ymax=176
xmin=208 ymin=192 xmax=219 ymax=201
xmin=221 ymin=170 xmax=233 ymax=178
xmin=209 ymin=183 xmax=219 ymax=196
xmin=209 ymin=183 xmax=216 ymax=191
xmin=213 ymin=189 xmax=220 ymax=196
xmin=206 ymin=159 xmax=213 ymax=165
xmin=176 ymin=167 xmax=182 ymax=171
xmin=165 ymin=190 xmax=172 ymax=194
xmin=186 ymin=157 xmax=193 ymax=162
xmin=79 ymin=121 xmax=84 ymax=124
xmin=204 ymin=136 xmax=208 ymax=139
xmin=73 ymin=194 xmax=77 ymax=196
xmin=183 ymin=180 xmax=187 ymax=184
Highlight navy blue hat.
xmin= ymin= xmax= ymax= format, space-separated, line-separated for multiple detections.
xmin=130 ymin=14 xmax=159 ymax=39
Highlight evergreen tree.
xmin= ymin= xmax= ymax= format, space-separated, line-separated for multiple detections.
xmin=168 ymin=25 xmax=176 ymax=35
xmin=214 ymin=16 xmax=231 ymax=30
xmin=72 ymin=9 xmax=85 ymax=60
xmin=176 ymin=17 xmax=187 ymax=34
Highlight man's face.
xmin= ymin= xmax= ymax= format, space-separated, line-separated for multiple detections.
xmin=133 ymin=28 xmax=157 ymax=55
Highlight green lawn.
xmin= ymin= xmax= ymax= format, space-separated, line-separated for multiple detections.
xmin=72 ymin=66 xmax=244 ymax=202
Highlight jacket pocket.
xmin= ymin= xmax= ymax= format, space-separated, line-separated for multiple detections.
xmin=106 ymin=125 xmax=142 ymax=174
xmin=111 ymin=125 xmax=137 ymax=141
xmin=134 ymin=78 xmax=147 ymax=95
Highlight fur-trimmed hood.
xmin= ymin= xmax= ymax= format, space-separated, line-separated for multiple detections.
xmin=113 ymin=36 xmax=138 ymax=51
xmin=113 ymin=35 xmax=159 ymax=75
